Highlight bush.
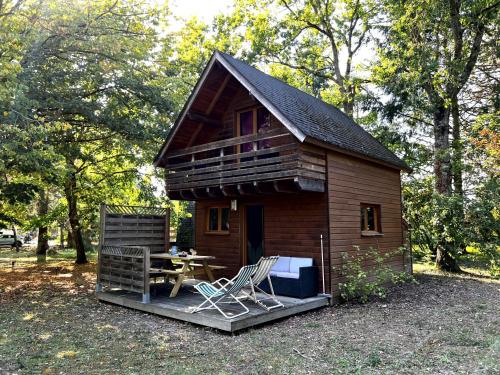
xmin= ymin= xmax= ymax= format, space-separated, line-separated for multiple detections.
xmin=336 ymin=246 xmax=415 ymax=303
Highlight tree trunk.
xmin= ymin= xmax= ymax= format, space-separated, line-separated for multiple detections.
xmin=451 ymin=95 xmax=466 ymax=254
xmin=433 ymin=106 xmax=452 ymax=194
xmin=343 ymin=95 xmax=354 ymax=119
xmin=59 ymin=224 xmax=65 ymax=249
xmin=64 ymin=171 xmax=87 ymax=264
xmin=436 ymin=245 xmax=461 ymax=272
xmin=451 ymin=97 xmax=464 ymax=196
xmin=433 ymin=105 xmax=460 ymax=272
xmin=12 ymin=225 xmax=20 ymax=252
xmin=67 ymin=230 xmax=75 ymax=249
xmin=343 ymin=82 xmax=356 ymax=119
xmin=36 ymin=189 xmax=49 ymax=262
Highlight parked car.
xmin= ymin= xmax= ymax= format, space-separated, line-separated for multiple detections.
xmin=0 ymin=231 xmax=23 ymax=248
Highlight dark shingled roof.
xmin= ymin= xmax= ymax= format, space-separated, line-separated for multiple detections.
xmin=218 ymin=52 xmax=408 ymax=170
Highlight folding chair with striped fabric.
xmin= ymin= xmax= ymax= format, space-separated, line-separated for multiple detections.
xmin=244 ymin=256 xmax=284 ymax=311
xmin=191 ymin=264 xmax=258 ymax=319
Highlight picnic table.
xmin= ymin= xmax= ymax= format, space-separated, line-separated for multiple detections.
xmin=149 ymin=253 xmax=224 ymax=298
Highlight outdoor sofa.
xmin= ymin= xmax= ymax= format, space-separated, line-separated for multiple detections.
xmin=259 ymin=256 xmax=318 ymax=298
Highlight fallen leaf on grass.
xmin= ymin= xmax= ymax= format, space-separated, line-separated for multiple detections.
xmin=22 ymin=313 xmax=35 ymax=321
xmin=56 ymin=351 xmax=78 ymax=359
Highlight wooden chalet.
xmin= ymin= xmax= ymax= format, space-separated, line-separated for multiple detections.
xmin=154 ymin=51 xmax=412 ymax=298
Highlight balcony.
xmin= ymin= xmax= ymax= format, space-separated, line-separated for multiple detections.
xmin=164 ymin=129 xmax=326 ymax=199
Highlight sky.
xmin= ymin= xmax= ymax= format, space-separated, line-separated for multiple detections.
xmin=170 ymin=0 xmax=233 ymax=22
xmin=148 ymin=0 xmax=233 ymax=30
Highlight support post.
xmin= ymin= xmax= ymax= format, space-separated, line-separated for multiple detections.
xmin=142 ymin=246 xmax=151 ymax=304
xmin=320 ymin=234 xmax=326 ymax=295
xmin=164 ymin=208 xmax=170 ymax=252
xmin=96 ymin=203 xmax=106 ymax=293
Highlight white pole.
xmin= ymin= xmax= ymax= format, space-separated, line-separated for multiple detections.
xmin=320 ymin=234 xmax=325 ymax=294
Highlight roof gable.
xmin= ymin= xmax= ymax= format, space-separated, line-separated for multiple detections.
xmin=154 ymin=51 xmax=409 ymax=171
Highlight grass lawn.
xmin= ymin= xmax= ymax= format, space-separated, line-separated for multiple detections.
xmin=1 ymin=247 xmax=499 ymax=374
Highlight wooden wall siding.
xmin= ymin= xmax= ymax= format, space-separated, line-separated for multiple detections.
xmin=326 ymin=152 xmax=404 ymax=297
xmin=262 ymin=193 xmax=330 ymax=292
xmin=194 ymin=193 xmax=330 ymax=292
xmin=194 ymin=199 xmax=241 ymax=278
xmin=100 ymin=204 xmax=169 ymax=254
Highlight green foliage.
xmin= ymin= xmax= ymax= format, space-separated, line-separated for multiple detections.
xmin=403 ymin=178 xmax=466 ymax=256
xmin=467 ymin=178 xmax=500 ymax=277
xmin=375 ymin=0 xmax=498 ymax=111
xmin=404 ymin=177 xmax=500 ymax=277
xmin=375 ymin=0 xmax=498 ymax=270
xmin=1 ymin=0 xmax=176 ymax=257
xmin=367 ymin=351 xmax=382 ymax=367
xmin=468 ymin=112 xmax=499 ymax=178
xmin=337 ymin=246 xmax=415 ymax=303
xmin=217 ymin=0 xmax=377 ymax=117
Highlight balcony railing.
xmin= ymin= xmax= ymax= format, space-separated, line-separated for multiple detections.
xmin=164 ymin=128 xmax=326 ymax=194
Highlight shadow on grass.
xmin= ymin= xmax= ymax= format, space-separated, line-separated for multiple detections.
xmin=414 ymin=253 xmax=498 ymax=281
xmin=0 ymin=258 xmax=97 ymax=303
xmin=0 ymin=247 xmax=97 ymax=264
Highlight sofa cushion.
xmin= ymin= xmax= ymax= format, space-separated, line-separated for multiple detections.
xmin=272 ymin=256 xmax=291 ymax=272
xmin=289 ymin=257 xmax=313 ymax=274
xmin=270 ymin=271 xmax=300 ymax=279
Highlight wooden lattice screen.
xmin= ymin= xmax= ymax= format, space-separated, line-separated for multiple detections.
xmin=99 ymin=204 xmax=170 ymax=253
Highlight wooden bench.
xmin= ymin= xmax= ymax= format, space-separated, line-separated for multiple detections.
xmin=189 ymin=263 xmax=227 ymax=270
xmin=149 ymin=268 xmax=183 ymax=284
xmin=150 ymin=268 xmax=183 ymax=275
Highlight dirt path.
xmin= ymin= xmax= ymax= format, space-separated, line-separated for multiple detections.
xmin=1 ymin=261 xmax=498 ymax=374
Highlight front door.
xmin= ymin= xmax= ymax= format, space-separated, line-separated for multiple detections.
xmin=245 ymin=205 xmax=264 ymax=265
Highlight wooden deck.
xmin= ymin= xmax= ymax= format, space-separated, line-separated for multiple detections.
xmin=97 ymin=281 xmax=329 ymax=332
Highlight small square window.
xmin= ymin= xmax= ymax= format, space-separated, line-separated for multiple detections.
xmin=221 ymin=208 xmax=230 ymax=231
xmin=208 ymin=208 xmax=219 ymax=231
xmin=360 ymin=204 xmax=382 ymax=235
xmin=206 ymin=207 xmax=230 ymax=234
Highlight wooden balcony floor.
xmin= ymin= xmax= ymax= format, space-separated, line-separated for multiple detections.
xmin=97 ymin=280 xmax=329 ymax=332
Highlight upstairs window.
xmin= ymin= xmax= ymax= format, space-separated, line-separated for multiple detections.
xmin=206 ymin=207 xmax=230 ymax=234
xmin=360 ymin=204 xmax=382 ymax=235
xmin=237 ymin=107 xmax=271 ymax=153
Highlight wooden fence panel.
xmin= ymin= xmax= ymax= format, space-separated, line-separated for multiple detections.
xmin=100 ymin=204 xmax=170 ymax=253
xmin=96 ymin=245 xmax=151 ymax=303
xmin=96 ymin=204 xmax=169 ymax=303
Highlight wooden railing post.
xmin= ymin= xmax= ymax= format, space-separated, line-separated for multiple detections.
xmin=164 ymin=208 xmax=170 ymax=252
xmin=189 ymin=154 xmax=195 ymax=180
xmin=219 ymin=148 xmax=224 ymax=180
xmin=142 ymin=247 xmax=151 ymax=303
